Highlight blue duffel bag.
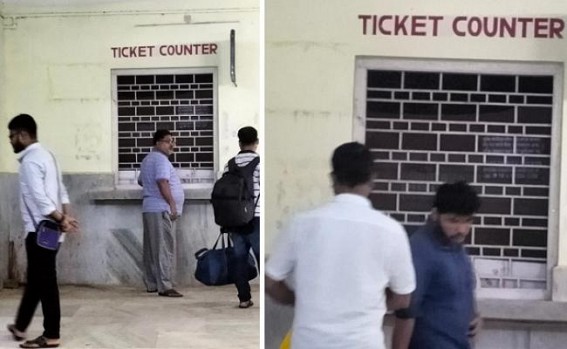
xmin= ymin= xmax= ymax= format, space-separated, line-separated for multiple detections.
xmin=194 ymin=231 xmax=257 ymax=286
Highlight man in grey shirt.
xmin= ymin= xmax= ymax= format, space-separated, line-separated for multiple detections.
xmin=138 ymin=129 xmax=185 ymax=297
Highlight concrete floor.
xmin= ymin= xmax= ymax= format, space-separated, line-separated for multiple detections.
xmin=0 ymin=285 xmax=259 ymax=349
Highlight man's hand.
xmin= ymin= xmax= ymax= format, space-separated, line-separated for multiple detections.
xmin=169 ymin=211 xmax=179 ymax=221
xmin=60 ymin=215 xmax=80 ymax=233
xmin=169 ymin=206 xmax=178 ymax=221
xmin=156 ymin=179 xmax=178 ymax=221
xmin=468 ymin=312 xmax=482 ymax=338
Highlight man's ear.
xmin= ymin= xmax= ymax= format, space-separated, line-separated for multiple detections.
xmin=330 ymin=172 xmax=341 ymax=192
xmin=19 ymin=130 xmax=34 ymax=143
xmin=430 ymin=207 xmax=439 ymax=222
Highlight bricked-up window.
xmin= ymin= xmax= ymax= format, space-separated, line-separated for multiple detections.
xmin=354 ymin=59 xmax=561 ymax=299
xmin=113 ymin=68 xmax=216 ymax=186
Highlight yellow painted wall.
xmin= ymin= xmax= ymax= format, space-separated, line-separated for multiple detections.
xmin=0 ymin=0 xmax=259 ymax=173
xmin=265 ymin=0 xmax=567 ymax=252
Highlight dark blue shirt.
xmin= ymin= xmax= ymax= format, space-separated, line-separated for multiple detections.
xmin=396 ymin=223 xmax=475 ymax=349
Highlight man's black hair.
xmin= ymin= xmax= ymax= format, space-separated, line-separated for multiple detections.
xmin=238 ymin=126 xmax=258 ymax=146
xmin=433 ymin=181 xmax=481 ymax=215
xmin=8 ymin=114 xmax=37 ymax=138
xmin=331 ymin=142 xmax=373 ymax=187
xmin=153 ymin=129 xmax=172 ymax=145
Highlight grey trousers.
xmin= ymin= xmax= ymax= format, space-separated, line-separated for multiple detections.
xmin=142 ymin=212 xmax=176 ymax=293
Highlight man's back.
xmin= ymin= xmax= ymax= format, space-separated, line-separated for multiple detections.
xmin=267 ymin=193 xmax=415 ymax=349
xmin=227 ymin=150 xmax=260 ymax=216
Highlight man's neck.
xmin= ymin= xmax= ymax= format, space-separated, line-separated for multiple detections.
xmin=23 ymin=140 xmax=38 ymax=148
xmin=240 ymin=145 xmax=256 ymax=152
xmin=21 ymin=140 xmax=39 ymax=151
xmin=334 ymin=183 xmax=371 ymax=197
xmin=154 ymin=146 xmax=169 ymax=156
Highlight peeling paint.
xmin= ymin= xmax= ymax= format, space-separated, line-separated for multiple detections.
xmin=74 ymin=123 xmax=102 ymax=161
xmin=271 ymin=40 xmax=345 ymax=52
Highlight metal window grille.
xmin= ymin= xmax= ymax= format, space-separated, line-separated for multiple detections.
xmin=354 ymin=58 xmax=562 ymax=299
xmin=112 ymin=68 xmax=216 ymax=186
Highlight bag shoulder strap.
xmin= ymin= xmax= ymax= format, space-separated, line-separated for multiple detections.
xmin=244 ymin=156 xmax=260 ymax=171
xmin=228 ymin=156 xmax=259 ymax=175
xmin=235 ymin=156 xmax=259 ymax=178
xmin=22 ymin=196 xmax=38 ymax=229
xmin=245 ymin=157 xmax=260 ymax=208
xmin=48 ymin=151 xmax=63 ymax=208
xmin=227 ymin=157 xmax=238 ymax=174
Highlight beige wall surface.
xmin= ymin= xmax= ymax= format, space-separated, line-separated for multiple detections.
xmin=0 ymin=0 xmax=259 ymax=173
xmin=0 ymin=13 xmax=4 ymax=172
xmin=265 ymin=0 xmax=567 ymax=252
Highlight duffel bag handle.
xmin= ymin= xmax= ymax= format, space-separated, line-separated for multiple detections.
xmin=212 ymin=230 xmax=233 ymax=250
xmin=194 ymin=248 xmax=208 ymax=259
xmin=211 ymin=232 xmax=224 ymax=249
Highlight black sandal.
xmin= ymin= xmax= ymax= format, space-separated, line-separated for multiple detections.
xmin=7 ymin=324 xmax=26 ymax=341
xmin=19 ymin=336 xmax=59 ymax=348
xmin=239 ymin=300 xmax=254 ymax=308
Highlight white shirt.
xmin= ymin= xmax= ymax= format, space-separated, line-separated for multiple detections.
xmin=266 ymin=193 xmax=416 ymax=349
xmin=17 ymin=143 xmax=70 ymax=238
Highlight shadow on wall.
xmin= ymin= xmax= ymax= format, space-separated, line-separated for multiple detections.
xmin=107 ymin=228 xmax=143 ymax=285
xmin=0 ymin=174 xmax=20 ymax=288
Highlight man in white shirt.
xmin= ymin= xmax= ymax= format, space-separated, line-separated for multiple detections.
xmin=266 ymin=142 xmax=416 ymax=349
xmin=6 ymin=114 xmax=79 ymax=349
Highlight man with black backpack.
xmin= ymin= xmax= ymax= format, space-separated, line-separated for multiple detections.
xmin=211 ymin=126 xmax=260 ymax=308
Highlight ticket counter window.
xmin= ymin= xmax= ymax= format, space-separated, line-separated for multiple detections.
xmin=354 ymin=58 xmax=561 ymax=299
xmin=112 ymin=68 xmax=216 ymax=187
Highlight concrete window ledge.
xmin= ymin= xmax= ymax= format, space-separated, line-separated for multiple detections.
xmin=87 ymin=186 xmax=212 ymax=202
xmin=477 ymin=299 xmax=567 ymax=323
xmin=382 ymin=299 xmax=567 ymax=325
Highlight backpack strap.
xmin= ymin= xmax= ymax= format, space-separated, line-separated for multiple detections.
xmin=227 ymin=156 xmax=259 ymax=177
xmin=242 ymin=156 xmax=260 ymax=175
xmin=244 ymin=157 xmax=260 ymax=206
xmin=226 ymin=156 xmax=259 ymax=199
xmin=227 ymin=157 xmax=238 ymax=173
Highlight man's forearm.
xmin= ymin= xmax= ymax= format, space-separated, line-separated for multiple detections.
xmin=48 ymin=210 xmax=65 ymax=223
xmin=392 ymin=317 xmax=415 ymax=349
xmin=157 ymin=180 xmax=176 ymax=210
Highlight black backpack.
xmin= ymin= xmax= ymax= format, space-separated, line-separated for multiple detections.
xmin=211 ymin=156 xmax=259 ymax=228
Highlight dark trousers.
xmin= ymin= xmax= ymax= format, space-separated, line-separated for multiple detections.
xmin=230 ymin=217 xmax=260 ymax=302
xmin=15 ymin=232 xmax=61 ymax=339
